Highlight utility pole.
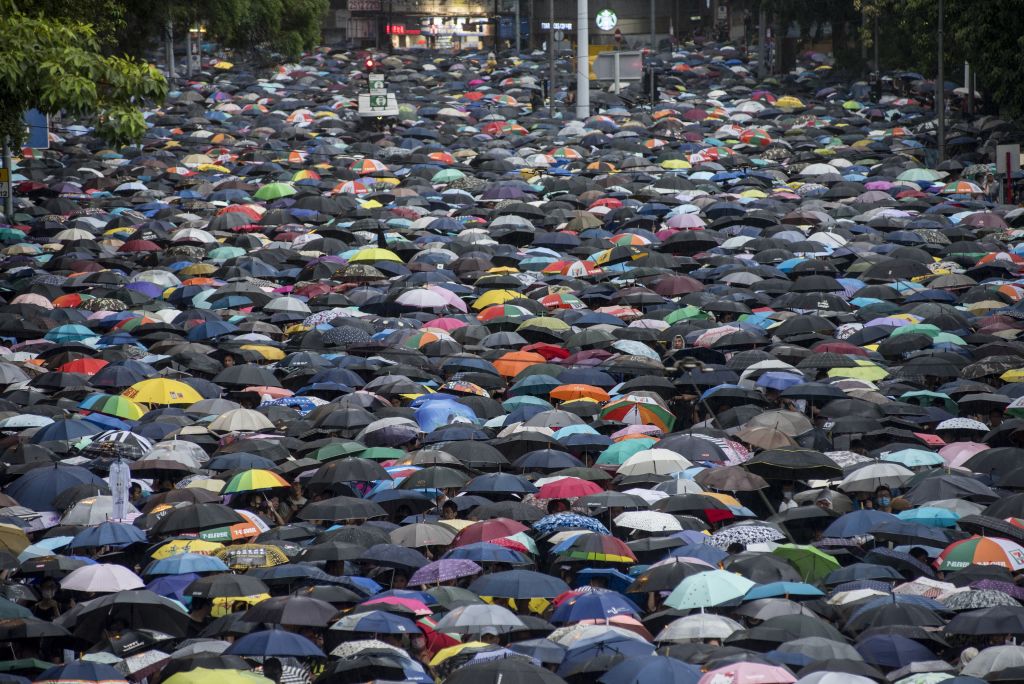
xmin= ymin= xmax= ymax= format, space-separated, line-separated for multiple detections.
xmin=965 ymin=62 xmax=976 ymax=116
xmin=649 ymin=0 xmax=656 ymax=105
xmin=185 ymin=24 xmax=193 ymax=78
xmin=757 ymin=1 xmax=766 ymax=80
xmin=936 ymin=0 xmax=945 ymax=161
xmin=515 ymin=0 xmax=521 ymax=53
xmin=576 ymin=0 xmax=589 ymax=119
xmin=873 ymin=11 xmax=879 ymax=89
xmin=165 ymin=8 xmax=176 ymax=79
xmin=2 ymin=139 xmax=12 ymax=221
xmin=548 ymin=0 xmax=555 ymax=117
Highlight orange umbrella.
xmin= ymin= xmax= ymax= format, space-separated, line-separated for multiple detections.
xmin=550 ymin=384 xmax=610 ymax=402
xmin=493 ymin=351 xmax=546 ymax=378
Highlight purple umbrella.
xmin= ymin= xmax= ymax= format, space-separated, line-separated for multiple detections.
xmin=408 ymin=559 xmax=482 ymax=587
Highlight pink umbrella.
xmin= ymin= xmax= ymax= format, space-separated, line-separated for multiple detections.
xmin=424 ymin=317 xmax=467 ymax=331
xmin=698 ymin=662 xmax=796 ymax=684
xmin=939 ymin=441 xmax=988 ymax=468
xmin=361 ymin=596 xmax=433 ymax=616
xmin=665 ymin=213 xmax=707 ymax=229
xmin=425 ymin=285 xmax=468 ymax=313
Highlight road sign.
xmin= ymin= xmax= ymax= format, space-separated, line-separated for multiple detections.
xmin=0 ymin=168 xmax=9 ymax=199
xmin=553 ymin=29 xmax=564 ymax=42
xmin=368 ymin=74 xmax=386 ymax=94
xmin=997 ymin=144 xmax=1021 ymax=174
xmin=23 ymin=110 xmax=49 ymax=149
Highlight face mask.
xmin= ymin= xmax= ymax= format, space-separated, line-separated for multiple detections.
xmin=782 ymin=490 xmax=793 ymax=500
xmin=878 ymin=496 xmax=891 ymax=507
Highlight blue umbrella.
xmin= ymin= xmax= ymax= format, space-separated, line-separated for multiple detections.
xmin=744 ymin=582 xmax=824 ymax=601
xmin=550 ymin=590 xmax=641 ymax=624
xmin=224 ymin=629 xmax=325 ymax=658
xmin=36 ymin=661 xmax=126 ymax=684
xmin=331 ymin=609 xmax=418 ymax=634
xmin=558 ymin=634 xmax=655 ymax=677
xmin=667 ymin=543 xmax=728 ymax=565
xmin=598 ymin=656 xmax=701 ymax=684
xmin=756 ymin=372 xmax=804 ymax=391
xmin=413 ymin=396 xmax=477 ymax=432
xmin=825 ymin=563 xmax=903 ymax=585
xmin=532 ymin=513 xmax=610 ymax=536
xmin=67 ymin=522 xmax=147 ymax=549
xmin=443 ymin=542 xmax=530 ymax=565
xmin=855 ymin=634 xmax=935 ymax=668
xmin=4 ymin=464 xmax=106 ymax=511
xmin=143 ymin=553 xmax=229 ymax=576
xmin=469 ymin=570 xmax=570 ymax=600
xmin=822 ymin=509 xmax=900 ymax=538
xmin=574 ymin=568 xmax=635 ymax=594
xmin=145 ymin=573 xmax=200 ymax=602
xmin=29 ymin=420 xmax=101 ymax=445
xmin=897 ymin=506 xmax=960 ymax=528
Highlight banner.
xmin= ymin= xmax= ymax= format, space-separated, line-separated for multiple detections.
xmin=109 ymin=458 xmax=131 ymax=521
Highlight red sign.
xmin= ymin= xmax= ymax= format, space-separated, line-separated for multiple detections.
xmin=386 ymin=24 xmax=421 ymax=35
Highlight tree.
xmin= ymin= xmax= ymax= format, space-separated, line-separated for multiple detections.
xmin=0 ymin=1 xmax=168 ymax=148
xmin=201 ymin=0 xmax=330 ymax=60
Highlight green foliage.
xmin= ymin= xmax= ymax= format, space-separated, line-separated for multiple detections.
xmin=0 ymin=7 xmax=168 ymax=147
xmin=201 ymin=0 xmax=330 ymax=60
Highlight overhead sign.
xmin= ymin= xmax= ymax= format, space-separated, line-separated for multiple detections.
xmin=23 ymin=110 xmax=49 ymax=149
xmin=592 ymin=50 xmax=643 ymax=81
xmin=0 ymin=168 xmax=8 ymax=199
xmin=997 ymin=144 xmax=1021 ymax=174
xmin=541 ymin=22 xmax=573 ymax=30
xmin=596 ymin=9 xmax=618 ymax=31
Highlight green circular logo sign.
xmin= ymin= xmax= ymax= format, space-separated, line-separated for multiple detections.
xmin=596 ymin=9 xmax=618 ymax=31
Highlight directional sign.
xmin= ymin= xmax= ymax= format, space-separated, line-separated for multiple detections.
xmin=0 ymin=168 xmax=8 ymax=199
xmin=368 ymin=74 xmax=386 ymax=94
xmin=369 ymin=95 xmax=389 ymax=109
xmin=553 ymin=29 xmax=565 ymax=43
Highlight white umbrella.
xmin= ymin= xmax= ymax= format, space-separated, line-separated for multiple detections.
xmin=208 ymin=408 xmax=275 ymax=433
xmin=614 ymin=511 xmax=682 ymax=532
xmin=656 ymin=614 xmax=743 ymax=643
xmin=617 ymin=449 xmax=692 ymax=476
xmin=962 ymin=645 xmax=1024 ymax=678
xmin=61 ymin=563 xmax=144 ymax=593
xmin=433 ymin=604 xmax=525 ymax=635
xmin=61 ymin=496 xmax=140 ymax=526
xmin=837 ymin=462 xmax=914 ymax=493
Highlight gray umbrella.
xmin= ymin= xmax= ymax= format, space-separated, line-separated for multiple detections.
xmin=941 ymin=589 xmax=1023 ymax=611
xmin=433 ymin=604 xmax=526 ymax=635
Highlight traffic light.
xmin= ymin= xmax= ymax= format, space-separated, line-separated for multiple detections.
xmin=364 ymin=57 xmax=375 ymax=71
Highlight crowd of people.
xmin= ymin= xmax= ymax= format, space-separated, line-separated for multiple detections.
xmin=0 ymin=37 xmax=1023 ymax=684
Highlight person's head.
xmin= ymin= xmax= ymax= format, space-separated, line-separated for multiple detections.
xmin=262 ymin=658 xmax=282 ymax=684
xmin=129 ymin=483 xmax=142 ymax=501
xmin=547 ymin=498 xmax=570 ymax=514
xmin=726 ymin=542 xmax=745 ymax=555
xmin=479 ymin=627 xmax=500 ymax=644
xmin=909 ymin=546 xmax=930 ymax=563
xmin=875 ymin=486 xmax=892 ymax=508
xmin=441 ymin=500 xmax=458 ymax=520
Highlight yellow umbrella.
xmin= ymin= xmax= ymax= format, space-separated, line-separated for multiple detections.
xmin=239 ymin=344 xmax=285 ymax=361
xmin=349 ymin=247 xmax=403 ymax=263
xmin=1002 ymin=369 xmax=1024 ymax=383
xmin=827 ymin=359 xmax=890 ymax=382
xmin=436 ymin=519 xmax=474 ymax=532
xmin=0 ymin=523 xmax=29 ymax=554
xmin=430 ymin=642 xmax=488 ymax=668
xmin=164 ymin=669 xmax=271 ymax=684
xmin=776 ymin=95 xmax=805 ymax=109
xmin=186 ymin=478 xmax=227 ymax=492
xmin=151 ymin=539 xmax=224 ymax=559
xmin=211 ymin=593 xmax=270 ymax=618
xmin=122 ymin=378 xmax=203 ymax=405
xmin=472 ymin=289 xmax=522 ymax=310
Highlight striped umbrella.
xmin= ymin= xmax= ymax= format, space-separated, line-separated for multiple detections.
xmin=938 ymin=535 xmax=1024 ymax=571
xmin=222 ymin=469 xmax=290 ymax=494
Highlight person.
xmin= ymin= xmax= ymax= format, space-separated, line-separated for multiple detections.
xmin=909 ymin=546 xmax=930 ymax=565
xmin=478 ymin=627 xmax=500 ymax=645
xmin=440 ymin=500 xmax=458 ymax=520
xmin=778 ymin=484 xmax=798 ymax=513
xmin=262 ymin=658 xmax=283 ymax=684
xmin=874 ymin=486 xmax=893 ymax=513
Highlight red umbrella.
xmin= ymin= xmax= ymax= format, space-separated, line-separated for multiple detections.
xmin=536 ymin=477 xmax=603 ymax=500
xmin=452 ymin=518 xmax=529 ymax=546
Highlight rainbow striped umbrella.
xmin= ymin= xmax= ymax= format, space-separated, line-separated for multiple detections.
xmin=600 ymin=395 xmax=675 ymax=432
xmin=222 ymin=469 xmax=290 ymax=494
xmin=938 ymin=535 xmax=1024 ymax=571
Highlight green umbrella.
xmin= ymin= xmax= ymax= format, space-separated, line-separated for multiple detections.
xmin=253 ymin=182 xmax=297 ymax=200
xmin=772 ymin=544 xmax=840 ymax=583
xmin=664 ymin=569 xmax=755 ymax=609
xmin=595 ymin=438 xmax=658 ymax=466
